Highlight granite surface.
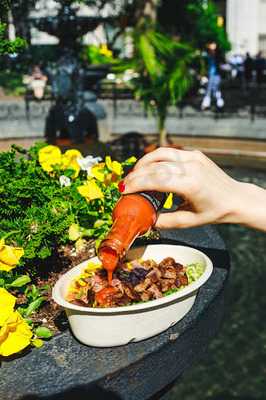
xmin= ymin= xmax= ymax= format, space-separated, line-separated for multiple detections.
xmin=0 ymin=226 xmax=229 ymax=400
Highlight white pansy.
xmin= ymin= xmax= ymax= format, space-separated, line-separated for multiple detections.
xmin=59 ymin=175 xmax=71 ymax=187
xmin=77 ymin=155 xmax=102 ymax=174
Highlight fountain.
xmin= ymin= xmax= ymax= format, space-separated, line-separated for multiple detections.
xmin=29 ymin=0 xmax=110 ymax=144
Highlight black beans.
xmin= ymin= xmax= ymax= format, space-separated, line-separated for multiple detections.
xmin=133 ymin=268 xmax=149 ymax=279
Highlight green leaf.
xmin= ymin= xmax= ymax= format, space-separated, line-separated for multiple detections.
xmin=24 ymin=297 xmax=45 ymax=317
xmin=32 ymin=338 xmax=44 ymax=348
xmin=35 ymin=326 xmax=53 ymax=339
xmin=9 ymin=275 xmax=31 ymax=288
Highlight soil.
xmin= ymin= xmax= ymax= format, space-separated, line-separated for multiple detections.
xmin=16 ymin=240 xmax=97 ymax=335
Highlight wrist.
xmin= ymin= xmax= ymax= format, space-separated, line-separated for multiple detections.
xmin=228 ymin=182 xmax=266 ymax=231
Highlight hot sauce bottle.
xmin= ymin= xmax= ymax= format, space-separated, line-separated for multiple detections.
xmin=98 ymin=191 xmax=167 ymax=284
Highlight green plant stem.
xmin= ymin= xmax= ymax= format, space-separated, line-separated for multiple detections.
xmin=2 ymin=230 xmax=20 ymax=241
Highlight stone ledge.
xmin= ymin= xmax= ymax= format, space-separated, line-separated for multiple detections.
xmin=0 ymin=226 xmax=229 ymax=400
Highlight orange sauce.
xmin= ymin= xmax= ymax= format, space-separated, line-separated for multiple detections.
xmin=100 ymin=247 xmax=119 ymax=284
xmin=95 ymin=286 xmax=118 ymax=306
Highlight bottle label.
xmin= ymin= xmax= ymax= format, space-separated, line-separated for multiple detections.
xmin=139 ymin=191 xmax=167 ymax=212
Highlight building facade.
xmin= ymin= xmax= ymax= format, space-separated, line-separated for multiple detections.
xmin=226 ymin=0 xmax=266 ymax=55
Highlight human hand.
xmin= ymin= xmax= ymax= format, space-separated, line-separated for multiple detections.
xmin=122 ymin=148 xmax=266 ymax=231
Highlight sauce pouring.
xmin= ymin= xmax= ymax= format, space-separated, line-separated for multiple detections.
xmin=98 ymin=191 xmax=167 ymax=283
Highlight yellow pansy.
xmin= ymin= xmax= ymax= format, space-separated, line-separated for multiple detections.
xmin=0 ymin=239 xmax=24 ymax=272
xmin=77 ymin=179 xmax=104 ymax=201
xmin=61 ymin=149 xmax=82 ymax=178
xmin=164 ymin=193 xmax=173 ymax=209
xmin=91 ymin=163 xmax=105 ymax=182
xmin=0 ymin=311 xmax=32 ymax=357
xmin=0 ymin=288 xmax=16 ymax=326
xmin=38 ymin=145 xmax=62 ymax=172
xmin=105 ymin=156 xmax=123 ymax=176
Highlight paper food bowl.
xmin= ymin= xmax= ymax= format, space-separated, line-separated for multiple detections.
xmin=52 ymin=244 xmax=213 ymax=347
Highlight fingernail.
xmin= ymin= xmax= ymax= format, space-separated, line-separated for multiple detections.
xmin=118 ymin=180 xmax=126 ymax=193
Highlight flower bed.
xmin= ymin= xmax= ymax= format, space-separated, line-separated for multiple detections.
xmin=0 ymin=143 xmax=137 ymax=357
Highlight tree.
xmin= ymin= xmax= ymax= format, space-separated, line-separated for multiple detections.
xmin=158 ymin=0 xmax=231 ymax=52
xmin=0 ymin=0 xmax=27 ymax=55
xmin=118 ymin=18 xmax=195 ymax=145
xmin=9 ymin=0 xmax=37 ymax=43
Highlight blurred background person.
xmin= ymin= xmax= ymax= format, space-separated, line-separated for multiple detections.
xmin=229 ymin=53 xmax=244 ymax=80
xmin=201 ymin=42 xmax=225 ymax=111
xmin=243 ymin=52 xmax=254 ymax=90
xmin=23 ymin=64 xmax=48 ymax=100
xmin=255 ymin=51 xmax=265 ymax=87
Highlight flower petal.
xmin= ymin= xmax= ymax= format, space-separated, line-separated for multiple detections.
xmin=38 ymin=145 xmax=62 ymax=172
xmin=61 ymin=149 xmax=82 ymax=178
xmin=0 ymin=312 xmax=32 ymax=357
xmin=0 ymin=245 xmax=24 ymax=271
xmin=91 ymin=164 xmax=105 ymax=182
xmin=105 ymin=156 xmax=123 ymax=176
xmin=0 ymin=288 xmax=16 ymax=326
xmin=77 ymin=180 xmax=104 ymax=201
xmin=105 ymin=156 xmax=112 ymax=171
xmin=112 ymin=161 xmax=123 ymax=176
xmin=77 ymin=155 xmax=102 ymax=171
xmin=59 ymin=175 xmax=71 ymax=187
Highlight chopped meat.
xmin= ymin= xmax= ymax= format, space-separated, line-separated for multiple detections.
xmin=161 ymin=265 xmax=177 ymax=280
xmin=87 ymin=289 xmax=95 ymax=304
xmin=68 ymin=257 xmax=191 ymax=308
xmin=111 ymin=278 xmax=125 ymax=294
xmin=160 ymin=279 xmax=176 ymax=293
xmin=175 ymin=278 xmax=181 ymax=288
xmin=141 ymin=259 xmax=157 ymax=270
xmin=174 ymin=263 xmax=184 ymax=272
xmin=140 ymin=292 xmax=152 ymax=302
xmin=179 ymin=274 xmax=189 ymax=286
xmin=123 ymin=284 xmax=140 ymax=301
xmin=90 ymin=275 xmax=107 ymax=292
xmin=147 ymin=284 xmax=163 ymax=299
xmin=130 ymin=260 xmax=144 ymax=269
xmin=146 ymin=267 xmax=161 ymax=283
xmin=134 ymin=277 xmax=152 ymax=293
xmin=159 ymin=257 xmax=176 ymax=268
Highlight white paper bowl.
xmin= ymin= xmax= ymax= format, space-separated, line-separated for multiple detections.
xmin=52 ymin=244 xmax=213 ymax=347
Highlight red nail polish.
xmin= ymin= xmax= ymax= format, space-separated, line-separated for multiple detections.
xmin=118 ymin=181 xmax=126 ymax=193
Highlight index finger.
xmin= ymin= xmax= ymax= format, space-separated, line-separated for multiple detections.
xmin=134 ymin=147 xmax=181 ymax=170
xmin=134 ymin=148 xmax=194 ymax=171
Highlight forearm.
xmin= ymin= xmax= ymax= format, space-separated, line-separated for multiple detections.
xmin=230 ymin=182 xmax=266 ymax=232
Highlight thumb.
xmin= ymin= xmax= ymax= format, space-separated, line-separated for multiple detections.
xmin=155 ymin=211 xmax=206 ymax=229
